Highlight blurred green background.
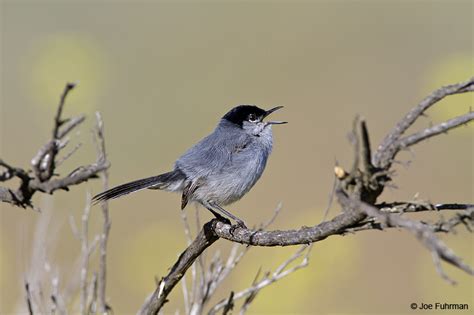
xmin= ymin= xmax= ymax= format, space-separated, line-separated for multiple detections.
xmin=1 ymin=0 xmax=473 ymax=314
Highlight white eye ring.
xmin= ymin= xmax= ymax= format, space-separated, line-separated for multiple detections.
xmin=248 ymin=114 xmax=259 ymax=122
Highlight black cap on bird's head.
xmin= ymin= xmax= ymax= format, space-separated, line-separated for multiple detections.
xmin=223 ymin=105 xmax=287 ymax=127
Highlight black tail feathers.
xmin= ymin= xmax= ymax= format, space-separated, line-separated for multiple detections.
xmin=92 ymin=169 xmax=185 ymax=204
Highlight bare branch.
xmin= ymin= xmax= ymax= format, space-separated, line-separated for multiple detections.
xmin=139 ymin=207 xmax=367 ymax=314
xmin=25 ymin=282 xmax=34 ymax=315
xmin=209 ymin=245 xmax=311 ymax=314
xmin=179 ymin=211 xmax=193 ymax=315
xmin=80 ymin=193 xmax=92 ymax=315
xmin=180 ymin=209 xmax=194 ymax=246
xmin=397 ymin=111 xmax=474 ymax=149
xmin=0 ymin=159 xmax=30 ymax=182
xmin=221 ymin=291 xmax=234 ymax=315
xmin=376 ymin=202 xmax=474 ymax=213
xmin=142 ymin=202 xmax=471 ymax=314
xmin=337 ymin=191 xmax=474 ymax=283
xmin=1 ymin=83 xmax=109 ymax=208
xmin=374 ymin=76 xmax=474 ymax=168
xmin=434 ymin=210 xmax=474 ymax=233
xmin=53 ymin=82 xmax=77 ymax=138
xmin=360 ymin=120 xmax=374 ymax=173
xmin=138 ymin=221 xmax=220 ymax=315
xmin=154 ymin=205 xmax=459 ymax=313
xmin=195 ymin=204 xmax=284 ymax=314
xmin=29 ymin=162 xmax=108 ymax=194
xmin=56 ymin=142 xmax=83 ymax=167
xmin=212 ymin=210 xmax=367 ymax=246
xmin=322 ymin=173 xmax=337 ymax=221
xmin=94 ymin=112 xmax=111 ymax=314
xmin=348 ymin=116 xmax=361 ymax=176
xmin=88 ymin=273 xmax=98 ymax=314
xmin=258 ymin=203 xmax=283 ymax=230
xmin=57 ymin=115 xmax=86 ymax=139
xmin=32 ymin=82 xmax=77 ymax=182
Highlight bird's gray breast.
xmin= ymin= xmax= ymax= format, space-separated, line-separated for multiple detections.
xmin=219 ymin=134 xmax=272 ymax=204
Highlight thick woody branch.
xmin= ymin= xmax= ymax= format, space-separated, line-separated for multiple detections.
xmin=141 ymin=202 xmax=472 ymax=314
xmin=180 ymin=204 xmax=283 ymax=314
xmin=213 ymin=193 xmax=474 ymax=246
xmin=138 ymin=220 xmax=219 ymax=315
xmin=213 ymin=210 xmax=366 ymax=246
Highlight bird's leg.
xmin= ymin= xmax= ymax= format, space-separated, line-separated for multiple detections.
xmin=208 ymin=203 xmax=248 ymax=229
xmin=205 ymin=206 xmax=231 ymax=225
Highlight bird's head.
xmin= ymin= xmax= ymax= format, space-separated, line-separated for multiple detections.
xmin=222 ymin=105 xmax=287 ymax=136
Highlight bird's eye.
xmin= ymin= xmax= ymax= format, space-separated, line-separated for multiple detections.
xmin=248 ymin=113 xmax=258 ymax=122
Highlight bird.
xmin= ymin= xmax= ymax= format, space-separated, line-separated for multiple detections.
xmin=92 ymin=105 xmax=286 ymax=228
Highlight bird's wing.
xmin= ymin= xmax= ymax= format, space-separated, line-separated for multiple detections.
xmin=175 ymin=128 xmax=251 ymax=178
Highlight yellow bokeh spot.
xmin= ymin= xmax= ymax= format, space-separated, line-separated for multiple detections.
xmin=422 ymin=54 xmax=473 ymax=131
xmin=114 ymin=221 xmax=183 ymax=293
xmin=23 ymin=33 xmax=107 ymax=112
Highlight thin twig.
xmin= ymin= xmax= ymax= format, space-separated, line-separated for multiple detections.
xmin=25 ymin=282 xmax=34 ymax=315
xmin=322 ymin=173 xmax=337 ymax=222
xmin=138 ymin=221 xmax=220 ymax=315
xmin=53 ymin=82 xmax=77 ymax=138
xmin=377 ymin=202 xmax=474 ymax=213
xmin=56 ymin=142 xmax=83 ymax=167
xmin=338 ymin=191 xmax=474 ymax=283
xmin=374 ymin=77 xmax=474 ymax=168
xmin=360 ymin=120 xmax=373 ymax=173
xmin=1 ymin=83 xmax=108 ymax=208
xmin=208 ymin=245 xmax=311 ymax=314
xmin=396 ymin=111 xmax=474 ymax=149
xmin=80 ymin=193 xmax=92 ymax=315
xmin=221 ymin=291 xmax=234 ymax=315
xmin=88 ymin=272 xmax=98 ymax=314
xmin=94 ymin=112 xmax=111 ymax=314
xmin=179 ymin=211 xmax=193 ymax=315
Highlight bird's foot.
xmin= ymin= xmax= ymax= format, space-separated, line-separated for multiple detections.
xmin=216 ymin=216 xmax=231 ymax=225
xmin=229 ymin=220 xmax=247 ymax=235
xmin=235 ymin=219 xmax=247 ymax=229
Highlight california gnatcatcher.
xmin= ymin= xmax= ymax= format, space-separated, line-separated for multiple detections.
xmin=93 ymin=105 xmax=286 ymax=228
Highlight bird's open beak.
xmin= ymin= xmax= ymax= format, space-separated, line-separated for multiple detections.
xmin=264 ymin=106 xmax=287 ymax=125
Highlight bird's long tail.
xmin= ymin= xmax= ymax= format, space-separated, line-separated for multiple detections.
xmin=92 ymin=169 xmax=185 ymax=203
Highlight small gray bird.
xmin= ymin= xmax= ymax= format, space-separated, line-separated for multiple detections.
xmin=92 ymin=105 xmax=286 ymax=228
